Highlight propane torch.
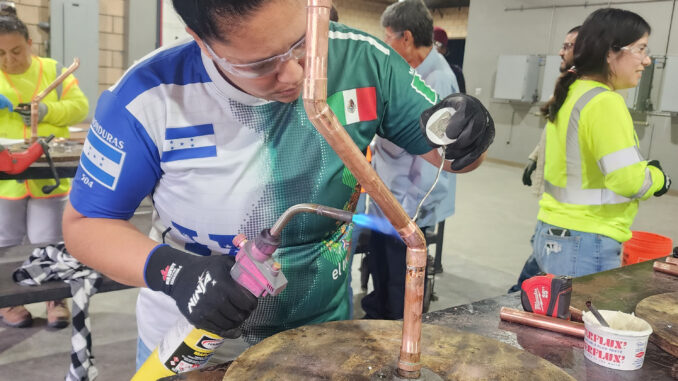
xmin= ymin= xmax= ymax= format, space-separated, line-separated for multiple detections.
xmin=133 ymin=203 xmax=360 ymax=379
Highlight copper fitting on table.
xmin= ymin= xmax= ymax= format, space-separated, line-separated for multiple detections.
xmin=500 ymin=307 xmax=586 ymax=338
xmin=303 ymin=1 xmax=427 ymax=378
xmin=569 ymin=306 xmax=583 ymax=323
xmin=653 ymin=261 xmax=678 ymax=277
xmin=29 ymin=58 xmax=80 ymax=142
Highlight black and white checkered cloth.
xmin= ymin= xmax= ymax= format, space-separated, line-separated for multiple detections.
xmin=12 ymin=243 xmax=103 ymax=381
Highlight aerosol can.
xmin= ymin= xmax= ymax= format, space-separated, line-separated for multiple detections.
xmin=132 ymin=229 xmax=288 ymax=380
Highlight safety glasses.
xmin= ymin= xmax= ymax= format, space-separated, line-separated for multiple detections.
xmin=204 ymin=35 xmax=306 ymax=79
xmin=620 ymin=44 xmax=650 ymax=59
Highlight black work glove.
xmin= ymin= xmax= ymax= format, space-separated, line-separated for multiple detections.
xmin=14 ymin=102 xmax=48 ymax=125
xmin=420 ymin=93 xmax=495 ymax=171
xmin=647 ymin=160 xmax=671 ymax=197
xmin=144 ymin=244 xmax=258 ymax=338
xmin=522 ymin=159 xmax=537 ymax=186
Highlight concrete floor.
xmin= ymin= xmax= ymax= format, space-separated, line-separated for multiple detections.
xmin=0 ymin=160 xmax=676 ymax=380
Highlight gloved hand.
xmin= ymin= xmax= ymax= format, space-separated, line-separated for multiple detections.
xmin=0 ymin=94 xmax=13 ymax=112
xmin=647 ymin=160 xmax=671 ymax=197
xmin=14 ymin=102 xmax=48 ymax=125
xmin=522 ymin=159 xmax=537 ymax=186
xmin=420 ymin=93 xmax=495 ymax=171
xmin=144 ymin=244 xmax=258 ymax=338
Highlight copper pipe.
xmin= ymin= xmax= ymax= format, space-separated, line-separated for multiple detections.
xmin=29 ymin=58 xmax=80 ymax=141
xmin=303 ymin=1 xmax=427 ymax=378
xmin=500 ymin=307 xmax=586 ymax=338
xmin=569 ymin=306 xmax=583 ymax=323
xmin=653 ymin=261 xmax=678 ymax=276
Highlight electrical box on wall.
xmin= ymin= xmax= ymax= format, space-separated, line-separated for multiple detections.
xmin=540 ymin=55 xmax=561 ymax=103
xmin=658 ymin=56 xmax=678 ymax=113
xmin=494 ymin=55 xmax=540 ymax=103
xmin=625 ymin=58 xmax=654 ymax=112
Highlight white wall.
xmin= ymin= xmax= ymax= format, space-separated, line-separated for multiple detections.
xmin=161 ymin=0 xmax=190 ymax=46
xmin=464 ymin=0 xmax=678 ymax=181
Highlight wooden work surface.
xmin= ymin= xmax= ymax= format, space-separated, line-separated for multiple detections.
xmin=224 ymin=320 xmax=573 ymax=380
xmin=635 ymin=292 xmax=678 ymax=358
xmin=168 ymin=258 xmax=678 ymax=380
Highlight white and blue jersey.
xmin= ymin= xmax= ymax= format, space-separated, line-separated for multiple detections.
xmin=70 ymin=23 xmax=438 ymax=348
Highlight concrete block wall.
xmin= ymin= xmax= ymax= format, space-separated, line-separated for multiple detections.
xmin=98 ymin=0 xmax=126 ymax=93
xmin=431 ymin=7 xmax=468 ymax=39
xmin=12 ymin=0 xmax=127 ymax=95
xmin=333 ymin=0 xmax=468 ymax=40
xmin=13 ymin=0 xmax=49 ymax=57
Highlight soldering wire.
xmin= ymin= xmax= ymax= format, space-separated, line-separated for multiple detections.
xmin=413 ymin=147 xmax=445 ymax=223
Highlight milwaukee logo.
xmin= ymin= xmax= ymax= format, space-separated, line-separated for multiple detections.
xmin=161 ymin=263 xmax=183 ymax=286
xmin=532 ymin=288 xmax=543 ymax=312
xmin=187 ymin=271 xmax=214 ymax=314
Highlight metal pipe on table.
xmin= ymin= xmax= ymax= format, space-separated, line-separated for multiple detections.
xmin=302 ymin=1 xmax=428 ymax=378
xmin=30 ymin=58 xmax=80 ymax=141
xmin=500 ymin=307 xmax=586 ymax=338
xmin=653 ymin=261 xmax=678 ymax=276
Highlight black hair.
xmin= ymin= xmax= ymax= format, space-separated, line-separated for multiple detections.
xmin=542 ymin=8 xmax=650 ymax=121
xmin=0 ymin=8 xmax=29 ymax=41
xmin=330 ymin=5 xmax=338 ymax=22
xmin=171 ymin=0 xmax=271 ymax=43
xmin=381 ymin=0 xmax=433 ymax=48
xmin=568 ymin=25 xmax=581 ymax=35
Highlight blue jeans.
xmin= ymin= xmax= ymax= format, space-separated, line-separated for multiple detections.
xmin=532 ymin=220 xmax=621 ymax=277
xmin=136 ymin=338 xmax=152 ymax=371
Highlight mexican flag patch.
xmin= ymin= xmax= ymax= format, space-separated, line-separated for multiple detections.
xmin=327 ymin=87 xmax=377 ymax=126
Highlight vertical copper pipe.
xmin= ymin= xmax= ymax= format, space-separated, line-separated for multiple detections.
xmin=29 ymin=58 xmax=80 ymax=141
xmin=302 ymin=1 xmax=427 ymax=378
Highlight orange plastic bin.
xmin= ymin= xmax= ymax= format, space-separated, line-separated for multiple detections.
xmin=622 ymin=231 xmax=673 ymax=266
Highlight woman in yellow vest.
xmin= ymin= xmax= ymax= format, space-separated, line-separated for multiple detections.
xmin=534 ymin=8 xmax=671 ymax=278
xmin=0 ymin=9 xmax=88 ymax=328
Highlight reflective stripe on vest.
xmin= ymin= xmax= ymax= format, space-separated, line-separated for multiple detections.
xmin=544 ymin=87 xmax=648 ymax=205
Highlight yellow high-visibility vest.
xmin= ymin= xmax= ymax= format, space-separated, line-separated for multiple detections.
xmin=0 ymin=56 xmax=89 ymax=198
xmin=538 ymin=79 xmax=664 ymax=242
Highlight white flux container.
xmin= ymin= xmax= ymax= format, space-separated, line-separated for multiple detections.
xmin=583 ymin=310 xmax=653 ymax=370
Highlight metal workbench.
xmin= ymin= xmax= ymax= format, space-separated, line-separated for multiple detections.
xmin=426 ymin=258 xmax=677 ymax=380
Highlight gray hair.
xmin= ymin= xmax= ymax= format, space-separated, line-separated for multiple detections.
xmin=380 ymin=0 xmax=433 ymax=47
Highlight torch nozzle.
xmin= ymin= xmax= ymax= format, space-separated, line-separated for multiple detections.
xmin=269 ymin=203 xmax=354 ymax=237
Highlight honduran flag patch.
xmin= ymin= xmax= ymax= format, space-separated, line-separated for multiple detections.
xmin=327 ymin=87 xmax=377 ymax=126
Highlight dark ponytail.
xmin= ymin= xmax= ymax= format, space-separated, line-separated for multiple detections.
xmin=541 ymin=69 xmax=577 ymax=121
xmin=541 ymin=8 xmax=650 ymax=122
xmin=0 ymin=6 xmax=29 ymax=41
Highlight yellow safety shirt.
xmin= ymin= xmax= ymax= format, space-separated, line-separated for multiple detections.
xmin=0 ymin=56 xmax=89 ymax=198
xmin=539 ymin=79 xmax=665 ymax=243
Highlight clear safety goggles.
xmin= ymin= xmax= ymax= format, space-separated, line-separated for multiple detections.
xmin=204 ymin=36 xmax=306 ymax=79
xmin=620 ymin=44 xmax=650 ymax=59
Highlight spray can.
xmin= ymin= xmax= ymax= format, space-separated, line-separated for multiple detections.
xmin=132 ymin=315 xmax=224 ymax=379
xmin=132 ymin=231 xmax=287 ymax=380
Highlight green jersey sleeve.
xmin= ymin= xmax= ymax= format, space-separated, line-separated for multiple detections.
xmin=377 ymin=49 xmax=439 ymax=155
xmin=326 ymin=23 xmax=437 ymax=156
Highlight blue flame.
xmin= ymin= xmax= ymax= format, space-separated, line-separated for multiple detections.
xmin=352 ymin=214 xmax=401 ymax=239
